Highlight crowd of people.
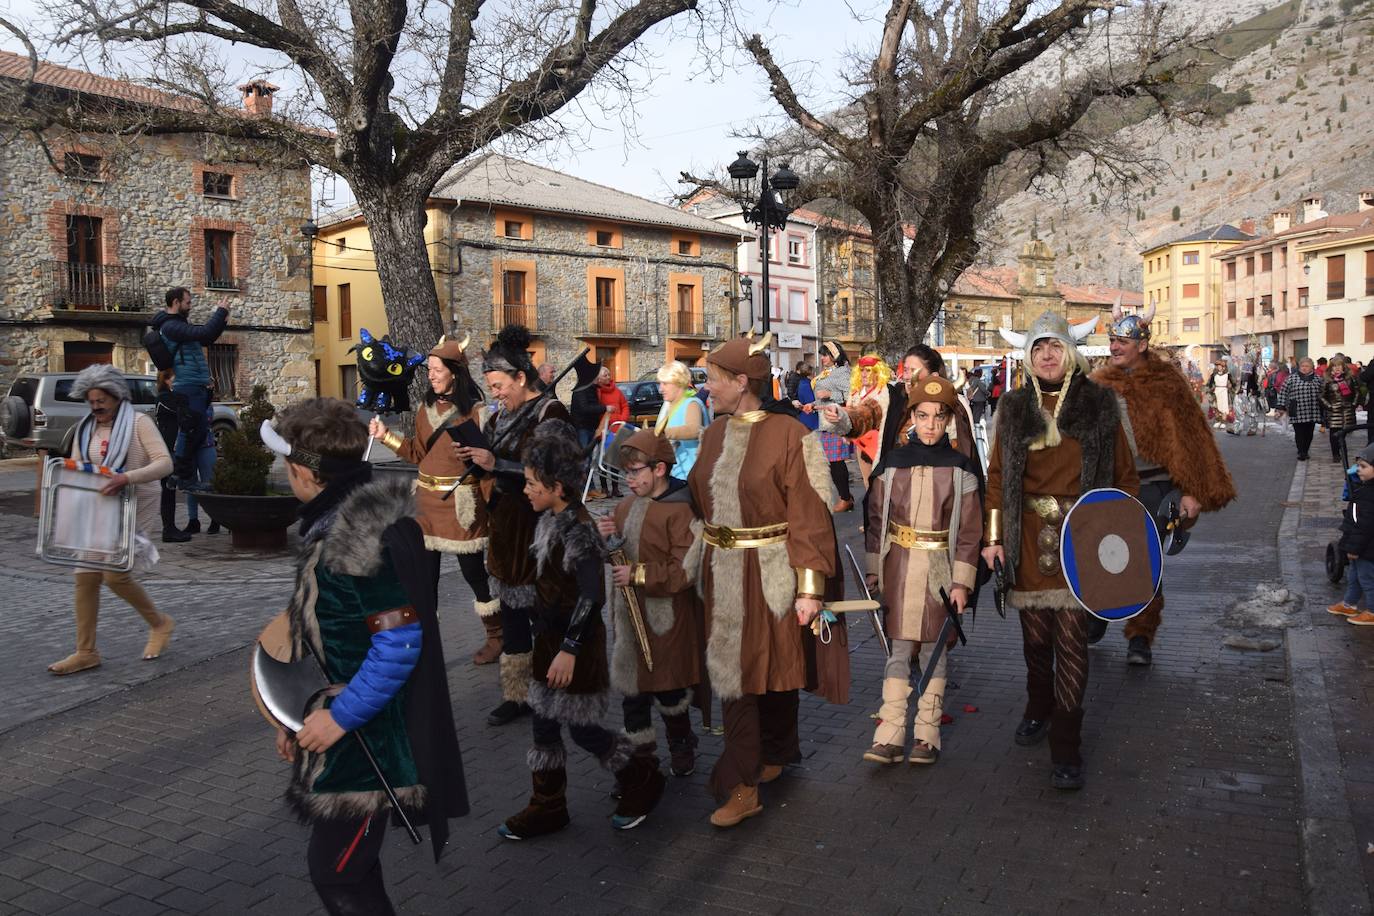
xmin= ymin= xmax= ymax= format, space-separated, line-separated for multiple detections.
xmin=45 ymin=294 xmax=1246 ymax=914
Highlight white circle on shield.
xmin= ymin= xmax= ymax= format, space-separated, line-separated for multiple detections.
xmin=1098 ymin=534 xmax=1129 ymax=574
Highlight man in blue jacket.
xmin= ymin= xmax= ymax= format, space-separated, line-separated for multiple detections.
xmin=151 ymin=287 xmax=228 ymax=532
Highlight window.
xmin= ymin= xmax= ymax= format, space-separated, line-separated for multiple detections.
xmin=504 ymin=220 xmax=524 ymax=239
xmin=768 ymin=286 xmax=780 ymax=321
xmin=312 ymin=285 xmax=327 ymax=321
xmin=63 ymin=151 xmax=102 ymax=181
xmin=1260 ymin=294 xmax=1272 ymax=315
xmin=207 ymin=343 xmax=238 ymax=398
xmin=678 ymin=240 xmax=693 ymax=256
xmin=975 ymin=321 xmax=990 ymax=347
xmin=671 ymin=234 xmax=700 ymax=257
xmin=1182 ymin=283 xmax=1200 ymax=298
xmin=338 ymin=283 xmax=352 ymax=339
xmin=1244 ymin=256 xmax=1254 ymax=276
xmin=787 ymin=289 xmax=807 ymax=322
xmin=335 ymin=236 xmax=347 ymax=251
xmin=1227 ymin=300 xmax=1236 ymax=319
xmin=1225 ymin=261 xmax=1236 ymax=281
xmin=1261 ymin=251 xmax=1273 ymax=272
xmin=1281 ymin=290 xmax=1287 ymax=310
xmin=1365 ymin=315 xmax=1374 ymax=344
xmin=595 ymin=230 xmax=615 ymax=247
xmin=1367 ymin=250 xmax=1374 ymax=296
xmin=1182 ymin=250 xmax=1200 ymax=265
xmin=204 ymin=230 xmax=236 ymax=289
xmin=202 ymin=171 xmax=234 ymax=197
xmin=503 ymin=270 xmax=527 ymax=305
xmin=1245 ymin=298 xmax=1255 ymax=317
xmin=1327 ymin=317 xmax=1345 ymax=346
xmin=787 ymin=236 xmax=806 ymax=265
xmin=1328 ymin=254 xmax=1346 ymax=299
xmin=1298 ymin=287 xmax=1309 ymax=308
xmin=1183 ymin=317 xmax=1200 ymax=332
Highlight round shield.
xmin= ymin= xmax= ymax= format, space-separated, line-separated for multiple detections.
xmin=1060 ymin=488 xmax=1163 ymax=621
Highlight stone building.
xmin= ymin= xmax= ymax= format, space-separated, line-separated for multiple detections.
xmin=935 ymin=235 xmax=1141 ymax=359
xmin=0 ymin=52 xmax=315 ymax=405
xmin=311 ymin=154 xmax=744 ymax=395
xmin=797 ymin=208 xmax=879 ymax=359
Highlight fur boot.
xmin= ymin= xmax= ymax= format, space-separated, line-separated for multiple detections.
xmin=472 ymin=600 xmax=502 ymax=666
xmin=500 ymin=757 xmax=570 ymax=840
xmin=499 ymin=651 xmax=532 ymax=704
xmin=612 ymin=754 xmax=666 ymax=829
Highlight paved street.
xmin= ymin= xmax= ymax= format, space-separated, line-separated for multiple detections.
xmin=0 ymin=429 xmax=1368 ymax=915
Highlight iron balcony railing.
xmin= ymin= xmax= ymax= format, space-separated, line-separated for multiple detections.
xmin=495 ymin=303 xmax=538 ymax=331
xmin=205 ymin=275 xmax=242 ymax=292
xmin=46 ymin=261 xmax=149 ymax=312
xmin=669 ymin=310 xmax=707 ymax=336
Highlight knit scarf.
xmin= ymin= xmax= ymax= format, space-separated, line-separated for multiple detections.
xmin=74 ymin=400 xmax=135 ymax=472
xmin=1027 ymin=364 xmax=1076 ymax=452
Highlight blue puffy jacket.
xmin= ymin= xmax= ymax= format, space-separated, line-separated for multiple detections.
xmin=152 ymin=307 xmax=229 ymax=390
xmin=328 ymin=623 xmax=422 ymax=732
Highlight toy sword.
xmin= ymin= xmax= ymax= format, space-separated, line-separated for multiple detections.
xmin=844 ymin=544 xmax=890 ymax=656
xmin=605 ymin=534 xmax=653 ymax=672
xmin=914 ymin=588 xmax=969 ymax=702
xmin=992 ymin=556 xmax=1008 ymax=619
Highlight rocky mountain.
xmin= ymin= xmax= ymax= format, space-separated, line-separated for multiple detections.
xmin=984 ymin=0 xmax=1374 ymax=287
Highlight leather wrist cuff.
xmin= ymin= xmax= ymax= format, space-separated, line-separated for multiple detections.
xmin=631 ymin=564 xmax=647 ymax=588
xmin=381 ymin=430 xmax=404 ymax=452
xmin=560 ymin=638 xmax=581 ymax=655
xmin=366 ymin=606 xmax=417 ymax=634
xmin=795 ymin=567 xmax=825 ymax=598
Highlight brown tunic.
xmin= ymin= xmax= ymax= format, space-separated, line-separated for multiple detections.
xmin=687 ymin=411 xmax=837 ymax=701
xmin=985 ymin=391 xmax=1139 ymax=605
xmin=865 ymin=463 xmax=982 ymax=642
xmin=391 ymin=402 xmax=488 ymax=554
xmin=530 ymin=506 xmax=609 ymax=696
xmin=609 ymin=490 xmax=705 ymax=695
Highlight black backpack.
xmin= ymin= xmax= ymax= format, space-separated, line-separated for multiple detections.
xmin=142 ymin=325 xmax=180 ymax=371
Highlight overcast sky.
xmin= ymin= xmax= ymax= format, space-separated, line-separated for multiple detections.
xmin=0 ymin=1 xmax=876 ymax=209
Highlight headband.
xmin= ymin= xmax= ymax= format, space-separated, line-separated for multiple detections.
xmin=260 ymin=420 xmax=368 ymax=474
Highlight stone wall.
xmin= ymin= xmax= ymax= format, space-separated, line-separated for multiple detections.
xmin=0 ymin=129 xmax=313 ymax=406
xmin=445 ymin=206 xmax=738 ymax=380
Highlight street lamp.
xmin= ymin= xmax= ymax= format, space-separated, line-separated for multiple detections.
xmin=301 ymin=218 xmax=318 ymax=391
xmin=729 ymin=151 xmax=801 ymax=334
xmin=738 ymin=275 xmax=754 ymax=334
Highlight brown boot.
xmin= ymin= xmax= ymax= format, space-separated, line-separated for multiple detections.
xmin=663 ymin=712 xmax=698 ymax=777
xmin=611 ymin=755 xmax=666 ymax=831
xmin=499 ymin=747 xmax=570 ymax=840
xmin=710 ymin=783 xmax=762 ymax=828
xmin=831 ymin=498 xmax=854 ymax=513
xmin=472 ymin=601 xmax=502 ymax=666
xmin=759 ymin=764 xmax=784 ymax=784
xmin=49 ymin=573 xmax=102 ymax=675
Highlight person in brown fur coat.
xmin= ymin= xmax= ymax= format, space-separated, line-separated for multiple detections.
xmin=1091 ymin=307 xmax=1237 ymax=666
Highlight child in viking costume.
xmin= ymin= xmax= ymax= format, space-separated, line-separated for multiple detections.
xmin=596 ymin=427 xmax=705 ymax=779
xmin=982 ymin=313 xmax=1138 ymax=791
xmin=497 ymin=419 xmax=663 ymax=838
xmin=370 ymin=334 xmax=503 ymax=666
xmin=687 ymin=334 xmax=838 ymax=828
xmin=863 ymin=375 xmax=982 ymax=766
xmin=458 ymin=324 xmax=572 ymax=727
xmin=268 ymin=399 xmax=466 ymax=916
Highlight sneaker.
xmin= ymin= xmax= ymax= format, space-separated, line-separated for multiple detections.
xmin=862 ymin=743 xmax=903 ymax=765
xmin=1347 ymin=611 xmax=1374 ymax=626
xmin=1326 ymin=602 xmax=1360 ymax=616
xmin=610 ymin=813 xmax=648 ymax=831
xmin=1126 ymin=635 xmax=1152 ymax=666
xmin=183 ymin=518 xmax=201 ymax=535
xmin=907 ymin=741 xmax=939 ymax=765
xmin=1014 ymin=717 xmax=1049 ymax=746
xmin=1051 ymin=765 xmax=1085 ymax=790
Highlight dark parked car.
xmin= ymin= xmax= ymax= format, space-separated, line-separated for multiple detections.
xmin=617 ymin=380 xmax=664 ymax=428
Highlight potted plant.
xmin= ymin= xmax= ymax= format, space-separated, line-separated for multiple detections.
xmin=194 ymin=385 xmax=300 ymax=550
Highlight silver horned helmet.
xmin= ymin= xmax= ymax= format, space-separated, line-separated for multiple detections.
xmin=999 ymin=311 xmax=1098 ymax=371
xmin=1106 ymin=295 xmax=1156 ymax=342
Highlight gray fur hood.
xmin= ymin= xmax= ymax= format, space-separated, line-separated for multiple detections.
xmin=312 ymin=474 xmax=418 ymax=577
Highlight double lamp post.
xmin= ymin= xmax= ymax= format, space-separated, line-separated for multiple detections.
xmin=728 ymin=151 xmax=800 ymax=336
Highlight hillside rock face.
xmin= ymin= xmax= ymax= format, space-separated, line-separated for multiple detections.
xmin=984 ymin=0 xmax=1374 ymax=287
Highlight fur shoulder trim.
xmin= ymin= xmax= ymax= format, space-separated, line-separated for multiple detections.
xmin=319 ymin=475 xmax=418 ymax=577
xmin=532 ymin=508 xmax=605 ymax=574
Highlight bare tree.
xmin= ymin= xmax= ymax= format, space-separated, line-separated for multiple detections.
xmin=685 ymin=1 xmax=1220 ymax=348
xmin=5 ymin=0 xmax=717 ymax=348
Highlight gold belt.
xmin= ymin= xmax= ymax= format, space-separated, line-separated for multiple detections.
xmin=703 ymin=522 xmax=788 ymax=549
xmin=886 ymin=521 xmax=949 ymax=550
xmin=417 ymin=472 xmax=478 ymax=492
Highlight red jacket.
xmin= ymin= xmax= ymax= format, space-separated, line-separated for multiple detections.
xmin=597 ymin=381 xmax=629 ymax=426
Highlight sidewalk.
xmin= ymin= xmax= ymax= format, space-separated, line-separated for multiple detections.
xmin=1289 ymin=446 xmax=1374 ymax=912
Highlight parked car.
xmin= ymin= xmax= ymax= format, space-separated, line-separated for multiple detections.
xmin=636 ymin=366 xmax=709 ymax=387
xmin=618 ymin=372 xmax=713 ymax=428
xmin=0 ymin=372 xmax=241 ymax=455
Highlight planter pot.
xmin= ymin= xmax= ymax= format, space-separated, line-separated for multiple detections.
xmin=193 ymin=492 xmax=300 ymax=551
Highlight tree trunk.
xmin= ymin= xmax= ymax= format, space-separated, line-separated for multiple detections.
xmin=355 ymin=191 xmax=445 ymax=351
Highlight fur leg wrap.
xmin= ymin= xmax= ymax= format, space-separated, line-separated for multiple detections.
xmin=873 ymin=677 xmax=912 ymax=747
xmin=601 ymin=733 xmax=636 ymax=774
xmin=623 ymin=725 xmax=658 ymax=750
xmin=526 ymin=741 xmax=567 ymax=773
xmin=527 ymin=681 xmax=609 ymax=727
xmin=913 ymin=677 xmax=945 ymax=750
xmin=653 ymin=688 xmax=694 ymax=717
xmin=500 ymin=651 xmax=532 ymax=704
xmin=474 ymin=597 xmax=501 ymax=619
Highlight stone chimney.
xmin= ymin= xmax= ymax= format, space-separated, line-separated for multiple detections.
xmin=1360 ymin=189 xmax=1374 ymax=212
xmin=1238 ymin=216 xmax=1257 ymax=236
xmin=1271 ymin=209 xmax=1292 ymax=233
xmin=237 ymin=80 xmax=279 ymax=117
xmin=1301 ymin=194 xmax=1326 ymax=225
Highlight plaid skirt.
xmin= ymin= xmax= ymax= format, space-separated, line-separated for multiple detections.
xmin=820 ymin=430 xmax=852 ymax=462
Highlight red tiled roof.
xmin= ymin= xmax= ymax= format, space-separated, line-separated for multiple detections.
xmin=1213 ymin=211 xmax=1374 ymax=259
xmin=949 ymin=267 xmax=1140 ymax=306
xmin=0 ymin=50 xmax=212 ymax=114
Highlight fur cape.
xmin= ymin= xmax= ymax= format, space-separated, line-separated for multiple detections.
xmin=1093 ymin=351 xmax=1236 ymax=512
xmin=994 ymin=373 xmax=1120 ymax=591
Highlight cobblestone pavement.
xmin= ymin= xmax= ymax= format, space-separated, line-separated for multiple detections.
xmin=0 ymin=431 xmax=1357 ymax=915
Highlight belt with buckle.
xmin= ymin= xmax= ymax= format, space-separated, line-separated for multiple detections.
xmin=417 ymin=472 xmax=477 ymax=492
xmin=886 ymin=521 xmax=949 ymax=550
xmin=1027 ymin=494 xmax=1074 ymax=525
xmin=702 ymin=522 xmax=788 ymax=549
